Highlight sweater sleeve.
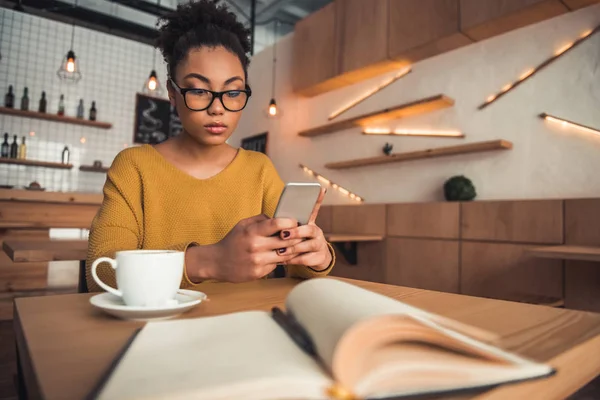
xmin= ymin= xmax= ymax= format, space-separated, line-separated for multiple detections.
xmin=260 ymin=155 xmax=335 ymax=278
xmin=85 ymin=150 xmax=196 ymax=292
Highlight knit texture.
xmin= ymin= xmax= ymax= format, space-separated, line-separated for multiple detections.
xmin=86 ymin=145 xmax=335 ymax=292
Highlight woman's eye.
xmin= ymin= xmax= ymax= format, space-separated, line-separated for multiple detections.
xmin=226 ymin=91 xmax=241 ymax=98
xmin=190 ymin=89 xmax=209 ymax=97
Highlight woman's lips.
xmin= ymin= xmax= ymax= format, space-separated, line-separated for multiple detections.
xmin=205 ymin=124 xmax=227 ymax=135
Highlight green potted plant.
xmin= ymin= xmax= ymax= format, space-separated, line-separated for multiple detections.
xmin=443 ymin=175 xmax=476 ymax=201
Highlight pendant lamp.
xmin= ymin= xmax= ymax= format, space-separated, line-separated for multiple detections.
xmin=57 ymin=2 xmax=82 ymax=84
xmin=142 ymin=49 xmax=164 ymax=96
xmin=264 ymin=20 xmax=282 ymax=119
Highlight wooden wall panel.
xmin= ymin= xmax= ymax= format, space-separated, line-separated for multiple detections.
xmin=329 ymin=241 xmax=386 ymax=283
xmin=0 ymin=201 xmax=99 ymax=229
xmin=564 ymin=199 xmax=600 ymax=312
xmin=461 ymin=200 xmax=563 ymax=244
xmin=565 ymin=199 xmax=600 ymax=246
xmin=292 ymin=3 xmax=340 ymax=96
xmin=315 ymin=205 xmax=332 ymax=233
xmin=461 ymin=242 xmax=563 ymax=302
xmin=331 ymin=204 xmax=386 ymax=235
xmin=388 ymin=0 xmax=472 ymax=64
xmin=387 ymin=202 xmax=459 ymax=239
xmin=385 ymin=238 xmax=459 ymax=293
xmin=565 ymin=261 xmax=600 ymax=312
xmin=460 ymin=0 xmax=568 ymax=41
xmin=336 ymin=0 xmax=391 ymax=75
xmin=562 ymin=0 xmax=600 ymax=10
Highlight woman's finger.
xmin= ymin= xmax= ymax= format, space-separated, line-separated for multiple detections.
xmin=308 ymin=187 xmax=327 ymax=224
xmin=285 ymin=237 xmax=323 ymax=256
xmin=281 ymin=224 xmax=321 ymax=240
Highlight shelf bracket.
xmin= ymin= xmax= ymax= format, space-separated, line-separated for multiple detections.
xmin=332 ymin=241 xmax=358 ymax=265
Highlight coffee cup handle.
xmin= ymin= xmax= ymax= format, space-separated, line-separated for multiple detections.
xmin=91 ymin=257 xmax=123 ymax=297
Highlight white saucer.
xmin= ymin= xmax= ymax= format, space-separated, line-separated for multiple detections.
xmin=90 ymin=290 xmax=207 ymax=321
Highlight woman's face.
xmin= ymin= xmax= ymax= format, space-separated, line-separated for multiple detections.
xmin=169 ymin=46 xmax=247 ymax=147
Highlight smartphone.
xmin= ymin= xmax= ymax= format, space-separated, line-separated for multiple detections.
xmin=273 ymin=183 xmax=322 ymax=225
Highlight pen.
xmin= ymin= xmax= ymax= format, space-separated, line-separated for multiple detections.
xmin=271 ymin=307 xmax=317 ymax=356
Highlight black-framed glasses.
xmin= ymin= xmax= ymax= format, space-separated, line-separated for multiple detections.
xmin=169 ymin=79 xmax=252 ymax=112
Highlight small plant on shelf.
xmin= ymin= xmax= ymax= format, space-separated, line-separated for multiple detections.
xmin=443 ymin=175 xmax=476 ymax=201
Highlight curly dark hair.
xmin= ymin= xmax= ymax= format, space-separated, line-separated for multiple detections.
xmin=156 ymin=0 xmax=251 ymax=81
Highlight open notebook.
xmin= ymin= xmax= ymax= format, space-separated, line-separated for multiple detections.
xmin=94 ymin=278 xmax=554 ymax=400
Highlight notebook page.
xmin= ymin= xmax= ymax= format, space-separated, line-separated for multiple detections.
xmin=96 ymin=311 xmax=332 ymax=400
xmin=285 ymin=279 xmax=550 ymax=373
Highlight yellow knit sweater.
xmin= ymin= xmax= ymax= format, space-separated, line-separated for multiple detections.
xmin=86 ymin=144 xmax=334 ymax=292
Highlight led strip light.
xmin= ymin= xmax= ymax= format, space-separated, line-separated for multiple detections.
xmin=328 ymin=67 xmax=412 ymax=121
xmin=299 ymin=164 xmax=364 ymax=202
xmin=363 ymin=128 xmax=465 ymax=138
xmin=540 ymin=113 xmax=600 ymax=137
xmin=479 ymin=25 xmax=599 ymax=110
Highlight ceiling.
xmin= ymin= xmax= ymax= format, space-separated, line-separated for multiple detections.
xmin=0 ymin=0 xmax=332 ymax=51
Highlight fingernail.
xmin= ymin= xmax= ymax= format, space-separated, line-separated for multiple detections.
xmin=278 ymin=248 xmax=286 ymax=254
xmin=282 ymin=231 xmax=290 ymax=238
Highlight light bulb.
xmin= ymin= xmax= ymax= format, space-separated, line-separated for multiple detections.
xmin=269 ymin=104 xmax=277 ymax=116
xmin=67 ymin=58 xmax=75 ymax=73
xmin=519 ymin=68 xmax=535 ymax=80
xmin=148 ymin=78 xmax=157 ymax=91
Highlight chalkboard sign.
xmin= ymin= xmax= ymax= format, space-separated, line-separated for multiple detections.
xmin=133 ymin=93 xmax=182 ymax=144
xmin=240 ymin=132 xmax=268 ymax=154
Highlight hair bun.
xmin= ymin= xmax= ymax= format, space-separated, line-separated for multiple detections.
xmin=157 ymin=0 xmax=251 ymax=78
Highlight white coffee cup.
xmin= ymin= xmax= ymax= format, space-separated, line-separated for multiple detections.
xmin=91 ymin=250 xmax=184 ymax=307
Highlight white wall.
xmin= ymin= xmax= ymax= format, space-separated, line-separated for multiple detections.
xmin=0 ymin=8 xmax=165 ymax=192
xmin=231 ymin=5 xmax=600 ymax=205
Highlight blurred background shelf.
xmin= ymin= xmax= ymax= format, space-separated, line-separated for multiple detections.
xmin=79 ymin=165 xmax=109 ymax=173
xmin=0 ymin=158 xmax=73 ymax=170
xmin=0 ymin=107 xmax=112 ymax=129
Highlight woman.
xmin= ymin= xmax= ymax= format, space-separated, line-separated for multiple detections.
xmin=86 ymin=0 xmax=335 ymax=292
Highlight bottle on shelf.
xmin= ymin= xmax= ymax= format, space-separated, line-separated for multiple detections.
xmin=61 ymin=145 xmax=70 ymax=164
xmin=4 ymin=85 xmax=14 ymax=108
xmin=1 ymin=133 xmax=9 ymax=158
xmin=38 ymin=91 xmax=47 ymax=113
xmin=20 ymin=87 xmax=29 ymax=111
xmin=77 ymin=99 xmax=84 ymax=119
xmin=58 ymin=94 xmax=65 ymax=116
xmin=89 ymin=101 xmax=97 ymax=121
xmin=9 ymin=135 xmax=18 ymax=158
xmin=18 ymin=136 xmax=26 ymax=159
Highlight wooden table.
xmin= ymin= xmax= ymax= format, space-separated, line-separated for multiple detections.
xmin=13 ymin=278 xmax=600 ymax=400
xmin=3 ymin=239 xmax=89 ymax=292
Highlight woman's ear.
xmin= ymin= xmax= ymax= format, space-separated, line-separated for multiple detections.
xmin=166 ymin=79 xmax=176 ymax=108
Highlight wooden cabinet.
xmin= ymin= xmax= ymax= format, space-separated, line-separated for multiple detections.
xmin=335 ymin=0 xmax=400 ymax=82
xmin=293 ymin=0 xmax=580 ymax=97
xmin=292 ymin=3 xmax=338 ymax=96
xmin=460 ymin=0 xmax=568 ymax=41
xmin=388 ymin=0 xmax=473 ymax=64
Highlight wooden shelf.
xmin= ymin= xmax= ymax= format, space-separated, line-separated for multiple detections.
xmin=527 ymin=245 xmax=600 ymax=262
xmin=325 ymin=234 xmax=384 ymax=242
xmin=0 ymin=107 xmax=112 ymax=129
xmin=298 ymin=94 xmax=454 ymax=137
xmin=79 ymin=165 xmax=109 ymax=173
xmin=0 ymin=158 xmax=73 ymax=170
xmin=325 ymin=139 xmax=512 ymax=170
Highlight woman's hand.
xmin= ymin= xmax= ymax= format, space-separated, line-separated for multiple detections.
xmin=280 ymin=223 xmax=332 ymax=270
xmin=279 ymin=187 xmax=332 ymax=271
xmin=210 ymin=214 xmax=302 ymax=282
